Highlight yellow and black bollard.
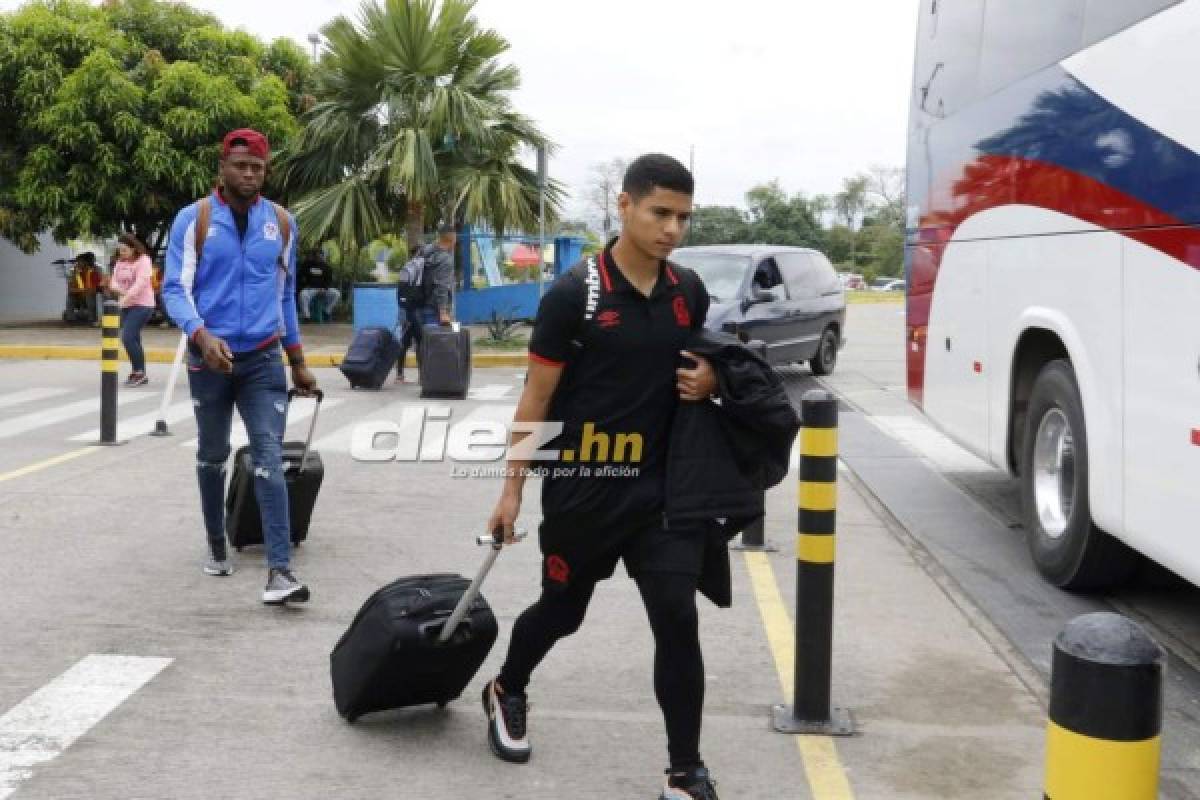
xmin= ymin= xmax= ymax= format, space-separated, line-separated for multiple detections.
xmin=1044 ymin=612 xmax=1163 ymax=800
xmin=773 ymin=389 xmax=854 ymax=735
xmin=98 ymin=298 xmax=120 ymax=445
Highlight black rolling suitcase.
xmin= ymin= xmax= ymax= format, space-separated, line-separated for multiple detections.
xmin=226 ymin=389 xmax=325 ymax=552
xmin=340 ymin=326 xmax=401 ymax=389
xmin=330 ymin=529 xmax=524 ymax=721
xmin=419 ymin=323 xmax=471 ymax=398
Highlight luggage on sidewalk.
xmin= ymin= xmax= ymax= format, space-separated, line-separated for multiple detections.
xmin=419 ymin=323 xmax=471 ymax=399
xmin=340 ymin=326 xmax=402 ymax=389
xmin=225 ymin=389 xmax=325 ymax=552
xmin=330 ymin=529 xmax=523 ymax=722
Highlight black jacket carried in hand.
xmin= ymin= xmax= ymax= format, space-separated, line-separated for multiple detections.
xmin=665 ymin=330 xmax=801 ymax=606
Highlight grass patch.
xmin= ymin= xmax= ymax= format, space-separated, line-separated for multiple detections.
xmin=473 ymin=336 xmax=528 ymax=351
xmin=847 ymin=291 xmax=904 ymax=304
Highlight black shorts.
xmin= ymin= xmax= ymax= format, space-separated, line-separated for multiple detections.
xmin=539 ymin=517 xmax=706 ymax=590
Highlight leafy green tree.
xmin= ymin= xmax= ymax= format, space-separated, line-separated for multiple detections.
xmin=825 ymin=225 xmax=856 ymax=266
xmin=833 ymin=175 xmax=870 ymax=231
xmin=279 ymin=0 xmax=562 ymax=256
xmin=856 ymin=222 xmax=904 ymax=277
xmin=0 ymin=0 xmax=312 ymax=254
xmin=685 ymin=205 xmax=750 ymax=246
xmin=744 ymin=181 xmax=825 ymax=250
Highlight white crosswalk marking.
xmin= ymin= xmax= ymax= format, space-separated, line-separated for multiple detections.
xmin=0 ymin=654 xmax=172 ymax=799
xmin=467 ymin=384 xmax=513 ymax=401
xmin=458 ymin=403 xmax=517 ymax=426
xmin=314 ymin=400 xmax=421 ymax=454
xmin=180 ymin=397 xmax=345 ymax=449
xmin=68 ymin=400 xmax=195 ymax=443
xmin=0 ymin=388 xmax=73 ymax=411
xmin=0 ymin=394 xmax=156 ymax=441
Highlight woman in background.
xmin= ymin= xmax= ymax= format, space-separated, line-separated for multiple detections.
xmin=107 ymin=233 xmax=156 ymax=386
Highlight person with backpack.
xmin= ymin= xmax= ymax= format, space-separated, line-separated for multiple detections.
xmin=394 ymin=225 xmax=455 ymax=383
xmin=161 ymin=128 xmax=317 ymax=605
xmin=481 ymin=154 xmax=722 ymax=800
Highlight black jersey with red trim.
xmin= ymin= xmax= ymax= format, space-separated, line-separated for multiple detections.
xmin=528 ymin=241 xmax=710 ymax=532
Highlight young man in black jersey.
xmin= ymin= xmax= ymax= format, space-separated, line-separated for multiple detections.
xmin=483 ymin=154 xmax=721 ymax=800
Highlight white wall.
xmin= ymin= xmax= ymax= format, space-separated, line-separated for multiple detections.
xmin=0 ymin=234 xmax=74 ymax=323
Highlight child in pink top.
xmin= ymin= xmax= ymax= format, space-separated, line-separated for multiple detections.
xmin=107 ymin=233 xmax=156 ymax=386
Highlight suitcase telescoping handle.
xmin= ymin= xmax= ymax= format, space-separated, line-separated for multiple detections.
xmin=287 ymin=388 xmax=324 ymax=473
xmin=437 ymin=525 xmax=527 ymax=645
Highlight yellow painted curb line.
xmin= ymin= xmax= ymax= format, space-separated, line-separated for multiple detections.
xmin=0 ymin=346 xmax=529 ymax=369
xmin=744 ymin=551 xmax=856 ymax=799
xmin=0 ymin=446 xmax=99 ymax=484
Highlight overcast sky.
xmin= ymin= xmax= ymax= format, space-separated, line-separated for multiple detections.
xmin=3 ymin=0 xmax=920 ymax=218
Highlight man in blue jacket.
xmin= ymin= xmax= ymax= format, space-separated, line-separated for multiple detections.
xmin=162 ymin=128 xmax=318 ymax=605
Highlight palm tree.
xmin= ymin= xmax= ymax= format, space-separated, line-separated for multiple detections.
xmin=276 ymin=0 xmax=562 ymax=252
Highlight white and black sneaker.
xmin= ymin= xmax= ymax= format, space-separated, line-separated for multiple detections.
xmin=262 ymin=568 xmax=310 ymax=605
xmin=660 ymin=766 xmax=719 ymax=800
xmin=203 ymin=556 xmax=233 ymax=576
xmin=482 ymin=679 xmax=531 ymax=763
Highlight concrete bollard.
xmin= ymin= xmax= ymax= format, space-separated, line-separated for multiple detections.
xmin=98 ymin=298 xmax=120 ymax=445
xmin=772 ymin=389 xmax=854 ymax=736
xmin=1043 ymin=612 xmax=1164 ymax=800
xmin=732 ymin=516 xmax=777 ymax=552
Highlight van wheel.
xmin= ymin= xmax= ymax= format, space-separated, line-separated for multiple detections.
xmin=809 ymin=327 xmax=839 ymax=376
xmin=1020 ymin=360 xmax=1136 ymax=590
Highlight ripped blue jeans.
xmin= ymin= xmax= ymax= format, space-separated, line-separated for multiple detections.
xmin=188 ymin=345 xmax=291 ymax=568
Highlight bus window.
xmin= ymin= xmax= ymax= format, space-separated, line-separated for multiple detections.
xmin=978 ymin=0 xmax=1086 ymax=98
xmin=913 ymin=0 xmax=985 ymax=119
xmin=1082 ymin=0 xmax=1181 ymax=48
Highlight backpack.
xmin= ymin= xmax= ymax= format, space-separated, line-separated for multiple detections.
xmin=396 ymin=245 xmax=431 ymax=307
xmin=194 ymin=196 xmax=291 ymax=267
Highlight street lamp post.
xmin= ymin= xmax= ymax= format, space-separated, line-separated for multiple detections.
xmin=307 ymin=33 xmax=320 ymax=62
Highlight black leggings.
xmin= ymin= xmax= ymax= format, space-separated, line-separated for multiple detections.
xmin=497 ymin=572 xmax=705 ymax=771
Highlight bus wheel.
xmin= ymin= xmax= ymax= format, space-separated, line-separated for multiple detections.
xmin=809 ymin=327 xmax=839 ymax=376
xmin=1020 ymin=359 xmax=1136 ymax=590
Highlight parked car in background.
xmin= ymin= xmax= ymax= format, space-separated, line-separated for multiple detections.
xmin=671 ymin=245 xmax=846 ymax=374
xmin=839 ymin=272 xmax=867 ymax=290
xmin=871 ymin=278 xmax=906 ymax=292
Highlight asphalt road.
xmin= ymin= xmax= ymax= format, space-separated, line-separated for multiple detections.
xmin=819 ymin=301 xmax=1200 ymax=797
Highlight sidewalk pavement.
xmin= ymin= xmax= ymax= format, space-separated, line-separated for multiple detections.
xmin=749 ymin=457 xmax=1047 ymax=798
xmin=0 ymin=320 xmax=526 ymax=367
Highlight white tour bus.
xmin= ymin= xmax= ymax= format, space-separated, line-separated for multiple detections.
xmin=906 ymin=0 xmax=1200 ymax=589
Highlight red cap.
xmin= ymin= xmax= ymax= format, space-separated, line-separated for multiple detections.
xmin=222 ymin=128 xmax=269 ymax=160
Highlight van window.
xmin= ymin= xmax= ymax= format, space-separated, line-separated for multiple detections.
xmin=751 ymin=257 xmax=786 ymax=297
xmin=776 ymin=252 xmax=823 ymax=297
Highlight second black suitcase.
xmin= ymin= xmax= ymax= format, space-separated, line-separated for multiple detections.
xmin=340 ymin=326 xmax=401 ymax=389
xmin=419 ymin=324 xmax=471 ymax=398
xmin=226 ymin=390 xmax=324 ymax=552
xmin=331 ymin=573 xmax=498 ymax=721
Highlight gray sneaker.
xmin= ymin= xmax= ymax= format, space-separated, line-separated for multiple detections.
xmin=203 ymin=557 xmax=234 ymax=576
xmin=262 ymin=568 xmax=310 ymax=605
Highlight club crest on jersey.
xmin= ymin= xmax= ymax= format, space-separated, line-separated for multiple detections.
xmin=672 ymin=295 xmax=691 ymax=327
xmin=263 ymin=222 xmax=280 ymax=241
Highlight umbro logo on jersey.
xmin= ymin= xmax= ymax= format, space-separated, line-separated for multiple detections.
xmin=584 ymin=257 xmax=600 ymax=321
xmin=596 ymin=309 xmax=621 ymax=328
